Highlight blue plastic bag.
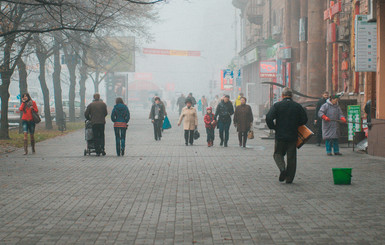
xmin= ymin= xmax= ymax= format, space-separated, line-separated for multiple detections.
xmin=163 ymin=116 xmax=172 ymax=130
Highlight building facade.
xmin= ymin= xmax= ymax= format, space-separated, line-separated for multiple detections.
xmin=233 ymin=0 xmax=385 ymax=157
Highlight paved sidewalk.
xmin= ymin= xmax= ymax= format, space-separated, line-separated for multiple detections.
xmin=1 ymin=111 xmax=385 ymax=244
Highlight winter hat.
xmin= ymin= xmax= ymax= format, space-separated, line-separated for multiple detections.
xmin=206 ymin=107 xmax=212 ymax=111
xmin=330 ymin=94 xmax=340 ymax=99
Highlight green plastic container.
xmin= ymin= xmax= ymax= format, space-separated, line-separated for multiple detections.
xmin=332 ymin=168 xmax=352 ymax=185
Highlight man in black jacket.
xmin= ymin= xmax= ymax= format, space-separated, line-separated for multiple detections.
xmin=314 ymin=91 xmax=329 ymax=146
xmin=215 ymin=95 xmax=234 ymax=147
xmin=266 ymin=88 xmax=308 ymax=184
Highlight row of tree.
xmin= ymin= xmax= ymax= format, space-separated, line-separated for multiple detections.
xmin=0 ymin=0 xmax=160 ymax=139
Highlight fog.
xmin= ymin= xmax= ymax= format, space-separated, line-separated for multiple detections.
xmin=136 ymin=0 xmax=237 ymax=99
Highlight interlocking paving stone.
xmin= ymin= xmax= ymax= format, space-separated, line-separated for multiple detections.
xmin=1 ymin=111 xmax=385 ymax=244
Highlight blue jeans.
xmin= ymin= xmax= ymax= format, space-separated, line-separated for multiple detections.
xmin=114 ymin=127 xmax=127 ymax=156
xmin=22 ymin=120 xmax=35 ymax=134
xmin=218 ymin=121 xmax=231 ymax=143
xmin=325 ymin=139 xmax=339 ymax=154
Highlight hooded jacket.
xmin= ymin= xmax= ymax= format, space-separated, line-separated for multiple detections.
xmin=318 ymin=99 xmax=345 ymax=139
xmin=111 ymin=103 xmax=130 ymax=128
xmin=85 ymin=99 xmax=108 ymax=125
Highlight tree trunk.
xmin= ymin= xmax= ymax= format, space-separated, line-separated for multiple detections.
xmin=37 ymin=53 xmax=53 ymax=129
xmin=0 ymin=73 xmax=11 ymax=139
xmin=299 ymin=0 xmax=308 ymax=95
xmin=0 ymin=41 xmax=13 ymax=139
xmin=79 ymin=48 xmax=88 ymax=119
xmin=64 ymin=44 xmax=79 ymax=123
xmin=53 ymin=33 xmax=65 ymax=130
xmin=17 ymin=58 xmax=28 ymax=133
xmin=94 ymin=70 xmax=100 ymax=93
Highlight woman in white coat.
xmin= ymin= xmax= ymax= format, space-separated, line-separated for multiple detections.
xmin=178 ymin=99 xmax=198 ymax=146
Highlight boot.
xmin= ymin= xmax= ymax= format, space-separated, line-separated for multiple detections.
xmin=31 ymin=139 xmax=36 ymax=153
xmin=23 ymin=139 xmax=28 ymax=155
xmin=207 ymin=142 xmax=211 ymax=147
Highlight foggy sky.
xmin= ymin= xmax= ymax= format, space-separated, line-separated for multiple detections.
xmin=136 ymin=0 xmax=237 ymax=98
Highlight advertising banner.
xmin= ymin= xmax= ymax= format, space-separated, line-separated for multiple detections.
xmin=355 ymin=15 xmax=377 ymax=72
xmin=259 ymin=61 xmax=277 ymax=78
xmin=221 ymin=69 xmax=234 ymax=91
xmin=347 ymin=105 xmax=361 ymax=141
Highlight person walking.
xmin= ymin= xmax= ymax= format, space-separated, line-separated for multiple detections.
xmin=318 ymin=95 xmax=347 ymax=156
xmin=111 ymin=97 xmax=130 ymax=156
xmin=215 ymin=95 xmax=234 ymax=147
xmin=266 ymin=88 xmax=308 ymax=184
xmin=234 ymin=97 xmax=253 ymax=148
xmin=187 ymin=93 xmax=197 ymax=107
xmin=85 ymin=93 xmax=108 ymax=156
xmin=201 ymin=96 xmax=208 ymax=115
xmin=234 ymin=93 xmax=244 ymax=109
xmin=149 ymin=96 xmax=166 ymax=141
xmin=19 ymin=93 xmax=38 ymax=155
xmin=178 ymin=99 xmax=198 ymax=146
xmin=314 ymin=91 xmax=329 ymax=146
xmin=177 ymin=94 xmax=186 ymax=115
xmin=204 ymin=107 xmax=216 ymax=147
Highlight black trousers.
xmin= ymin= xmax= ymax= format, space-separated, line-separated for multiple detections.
xmin=218 ymin=121 xmax=231 ymax=143
xmin=184 ymin=130 xmax=194 ymax=144
xmin=238 ymin=131 xmax=248 ymax=147
xmin=153 ymin=119 xmax=163 ymax=140
xmin=273 ymin=140 xmax=297 ymax=183
xmin=92 ymin=124 xmax=105 ymax=154
xmin=206 ymin=128 xmax=215 ymax=142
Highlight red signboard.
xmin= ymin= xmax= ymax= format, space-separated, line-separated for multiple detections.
xmin=324 ymin=1 xmax=342 ymax=20
xmin=327 ymin=23 xmax=337 ymax=43
xmin=143 ymin=48 xmax=201 ymax=57
xmin=259 ymin=61 xmax=277 ymax=78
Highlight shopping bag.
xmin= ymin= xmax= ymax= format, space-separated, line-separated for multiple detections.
xmin=194 ymin=129 xmax=200 ymax=140
xmin=247 ymin=130 xmax=254 ymax=139
xmin=297 ymin=125 xmax=314 ymax=149
xmin=162 ymin=116 xmax=172 ymax=130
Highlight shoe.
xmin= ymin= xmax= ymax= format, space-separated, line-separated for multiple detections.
xmin=208 ymin=142 xmax=211 ymax=147
xmin=334 ymin=152 xmax=343 ymax=156
xmin=279 ymin=170 xmax=286 ymax=182
xmin=96 ymin=153 xmax=101 ymax=156
xmin=224 ymin=142 xmax=228 ymax=147
xmin=121 ymin=149 xmax=124 ymax=156
xmin=31 ymin=140 xmax=36 ymax=153
xmin=185 ymin=143 xmax=188 ymax=146
xmin=220 ymin=140 xmax=223 ymax=146
xmin=327 ymin=153 xmax=333 ymax=156
xmin=102 ymin=151 xmax=106 ymax=156
xmin=190 ymin=143 xmax=193 ymax=146
xmin=286 ymin=180 xmax=293 ymax=184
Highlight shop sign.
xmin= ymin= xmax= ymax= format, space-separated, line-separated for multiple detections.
xmin=355 ymin=15 xmax=377 ymax=72
xmin=324 ymin=1 xmax=342 ymax=20
xmin=347 ymin=105 xmax=361 ymax=141
xmin=221 ymin=69 xmax=234 ymax=91
xmin=299 ymin=17 xmax=307 ymax=42
xmin=259 ymin=61 xmax=277 ymax=78
xmin=241 ymin=48 xmax=258 ymax=67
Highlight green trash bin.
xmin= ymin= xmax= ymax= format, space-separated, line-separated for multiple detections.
xmin=332 ymin=168 xmax=352 ymax=185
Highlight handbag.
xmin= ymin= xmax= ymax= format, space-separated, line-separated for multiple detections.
xmin=32 ymin=110 xmax=41 ymax=124
xmin=193 ymin=129 xmax=200 ymax=140
xmin=162 ymin=116 xmax=172 ymax=130
xmin=297 ymin=125 xmax=314 ymax=149
xmin=247 ymin=130 xmax=254 ymax=139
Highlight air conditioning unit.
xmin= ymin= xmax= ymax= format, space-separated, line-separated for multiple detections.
xmin=368 ymin=0 xmax=377 ymax=22
xmin=272 ymin=26 xmax=281 ymax=36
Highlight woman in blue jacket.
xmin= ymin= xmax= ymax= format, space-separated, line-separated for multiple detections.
xmin=111 ymin=97 xmax=130 ymax=156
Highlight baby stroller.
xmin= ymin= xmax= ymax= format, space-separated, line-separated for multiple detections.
xmin=84 ymin=120 xmax=97 ymax=155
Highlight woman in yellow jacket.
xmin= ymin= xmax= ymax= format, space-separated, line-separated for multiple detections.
xmin=178 ymin=99 xmax=198 ymax=146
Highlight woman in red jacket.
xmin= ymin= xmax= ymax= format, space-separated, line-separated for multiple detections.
xmin=19 ymin=93 xmax=38 ymax=154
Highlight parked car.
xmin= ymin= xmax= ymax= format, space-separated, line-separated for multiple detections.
xmin=41 ymin=100 xmax=81 ymax=120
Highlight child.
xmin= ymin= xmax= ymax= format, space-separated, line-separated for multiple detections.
xmin=204 ymin=107 xmax=216 ymax=147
